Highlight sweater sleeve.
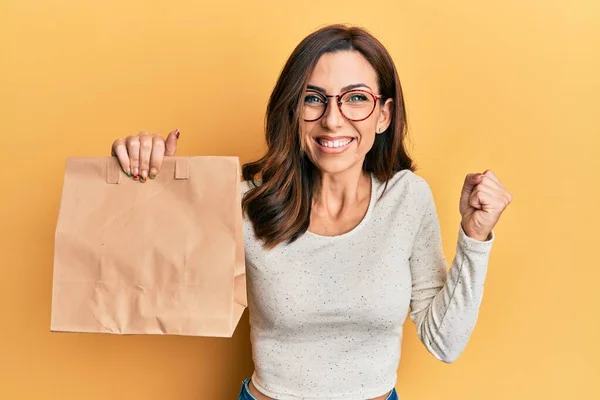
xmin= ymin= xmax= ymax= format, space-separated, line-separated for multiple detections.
xmin=408 ymin=182 xmax=494 ymax=363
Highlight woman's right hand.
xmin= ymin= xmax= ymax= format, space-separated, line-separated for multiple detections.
xmin=111 ymin=129 xmax=180 ymax=182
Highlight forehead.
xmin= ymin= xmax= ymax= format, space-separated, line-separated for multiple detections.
xmin=308 ymin=50 xmax=378 ymax=92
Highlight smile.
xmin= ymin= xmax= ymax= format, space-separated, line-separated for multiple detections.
xmin=316 ymin=137 xmax=354 ymax=148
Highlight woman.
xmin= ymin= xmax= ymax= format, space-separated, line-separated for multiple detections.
xmin=111 ymin=25 xmax=512 ymax=400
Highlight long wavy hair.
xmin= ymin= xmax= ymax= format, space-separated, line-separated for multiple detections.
xmin=242 ymin=24 xmax=416 ymax=249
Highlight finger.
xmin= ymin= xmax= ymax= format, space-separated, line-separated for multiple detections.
xmin=469 ymin=188 xmax=493 ymax=210
xmin=149 ymin=134 xmax=166 ymax=178
xmin=138 ymin=133 xmax=154 ymax=182
xmin=478 ymin=174 xmax=503 ymax=191
xmin=482 ymin=170 xmax=513 ymax=203
xmin=127 ymin=134 xmax=142 ymax=180
xmin=165 ymin=128 xmax=179 ymax=156
xmin=111 ymin=138 xmax=131 ymax=176
xmin=482 ymin=169 xmax=503 ymax=186
xmin=477 ymin=176 xmax=513 ymax=204
xmin=470 ymin=188 xmax=507 ymax=212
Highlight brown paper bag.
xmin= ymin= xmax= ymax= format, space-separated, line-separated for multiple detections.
xmin=50 ymin=156 xmax=246 ymax=337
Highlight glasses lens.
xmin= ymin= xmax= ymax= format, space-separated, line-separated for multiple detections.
xmin=303 ymin=92 xmax=327 ymax=121
xmin=340 ymin=91 xmax=375 ymax=121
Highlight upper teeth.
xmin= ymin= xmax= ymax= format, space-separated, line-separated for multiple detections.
xmin=319 ymin=138 xmax=352 ymax=148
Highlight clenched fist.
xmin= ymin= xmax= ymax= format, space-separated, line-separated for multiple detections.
xmin=459 ymin=170 xmax=513 ymax=241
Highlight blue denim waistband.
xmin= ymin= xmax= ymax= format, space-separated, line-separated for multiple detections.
xmin=237 ymin=378 xmax=398 ymax=400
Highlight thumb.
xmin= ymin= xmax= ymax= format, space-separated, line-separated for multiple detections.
xmin=461 ymin=173 xmax=483 ymax=196
xmin=460 ymin=173 xmax=482 ymax=214
xmin=165 ymin=128 xmax=179 ymax=156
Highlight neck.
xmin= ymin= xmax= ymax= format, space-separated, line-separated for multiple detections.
xmin=313 ymin=165 xmax=371 ymax=217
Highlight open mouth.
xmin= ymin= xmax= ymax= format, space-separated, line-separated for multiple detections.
xmin=315 ymin=137 xmax=355 ymax=149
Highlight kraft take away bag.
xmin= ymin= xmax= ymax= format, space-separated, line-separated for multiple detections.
xmin=50 ymin=156 xmax=246 ymax=337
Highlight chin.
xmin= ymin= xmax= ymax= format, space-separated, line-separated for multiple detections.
xmin=309 ymin=156 xmax=363 ymax=176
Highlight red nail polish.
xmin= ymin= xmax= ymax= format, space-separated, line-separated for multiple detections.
xmin=133 ymin=174 xmax=140 ymax=180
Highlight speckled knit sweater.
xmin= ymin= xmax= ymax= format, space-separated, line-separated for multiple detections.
xmin=241 ymin=169 xmax=495 ymax=400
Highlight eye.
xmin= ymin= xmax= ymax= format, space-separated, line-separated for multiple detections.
xmin=304 ymin=92 xmax=325 ymax=105
xmin=347 ymin=93 xmax=368 ymax=102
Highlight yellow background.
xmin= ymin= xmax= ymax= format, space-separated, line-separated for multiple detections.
xmin=1 ymin=1 xmax=598 ymax=399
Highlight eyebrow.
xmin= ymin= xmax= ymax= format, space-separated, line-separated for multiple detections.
xmin=306 ymin=83 xmax=373 ymax=93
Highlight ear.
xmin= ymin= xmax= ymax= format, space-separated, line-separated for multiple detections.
xmin=376 ymin=98 xmax=393 ymax=134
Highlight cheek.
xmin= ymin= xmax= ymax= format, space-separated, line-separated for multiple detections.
xmin=357 ymin=111 xmax=380 ymax=137
xmin=300 ymin=122 xmax=314 ymax=148
xmin=355 ymin=123 xmax=377 ymax=147
xmin=300 ymin=123 xmax=320 ymax=162
xmin=302 ymin=121 xmax=329 ymax=143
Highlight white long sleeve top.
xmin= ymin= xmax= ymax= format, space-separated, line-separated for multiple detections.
xmin=242 ymin=169 xmax=495 ymax=399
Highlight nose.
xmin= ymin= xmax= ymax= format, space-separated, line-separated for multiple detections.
xmin=321 ymin=98 xmax=344 ymax=130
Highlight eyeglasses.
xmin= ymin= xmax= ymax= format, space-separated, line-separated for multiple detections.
xmin=302 ymin=89 xmax=383 ymax=122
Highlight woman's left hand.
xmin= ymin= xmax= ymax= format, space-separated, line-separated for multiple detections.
xmin=459 ymin=170 xmax=513 ymax=241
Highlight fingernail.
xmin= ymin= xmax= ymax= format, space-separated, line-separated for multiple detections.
xmin=139 ymin=170 xmax=148 ymax=183
xmin=133 ymin=174 xmax=140 ymax=180
xmin=175 ymin=129 xmax=180 ymax=139
xmin=125 ymin=167 xmax=131 ymax=176
xmin=149 ymin=168 xmax=157 ymax=179
xmin=133 ymin=167 xmax=139 ymax=177
xmin=126 ymin=172 xmax=133 ymax=178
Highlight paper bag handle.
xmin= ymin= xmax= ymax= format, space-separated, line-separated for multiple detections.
xmin=174 ymin=158 xmax=189 ymax=180
xmin=106 ymin=157 xmax=190 ymax=184
xmin=106 ymin=157 xmax=121 ymax=184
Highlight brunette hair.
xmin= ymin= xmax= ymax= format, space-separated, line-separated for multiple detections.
xmin=242 ymin=24 xmax=415 ymax=249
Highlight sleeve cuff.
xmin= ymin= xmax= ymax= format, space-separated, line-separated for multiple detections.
xmin=458 ymin=223 xmax=495 ymax=252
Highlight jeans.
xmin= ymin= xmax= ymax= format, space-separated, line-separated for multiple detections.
xmin=237 ymin=378 xmax=399 ymax=400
